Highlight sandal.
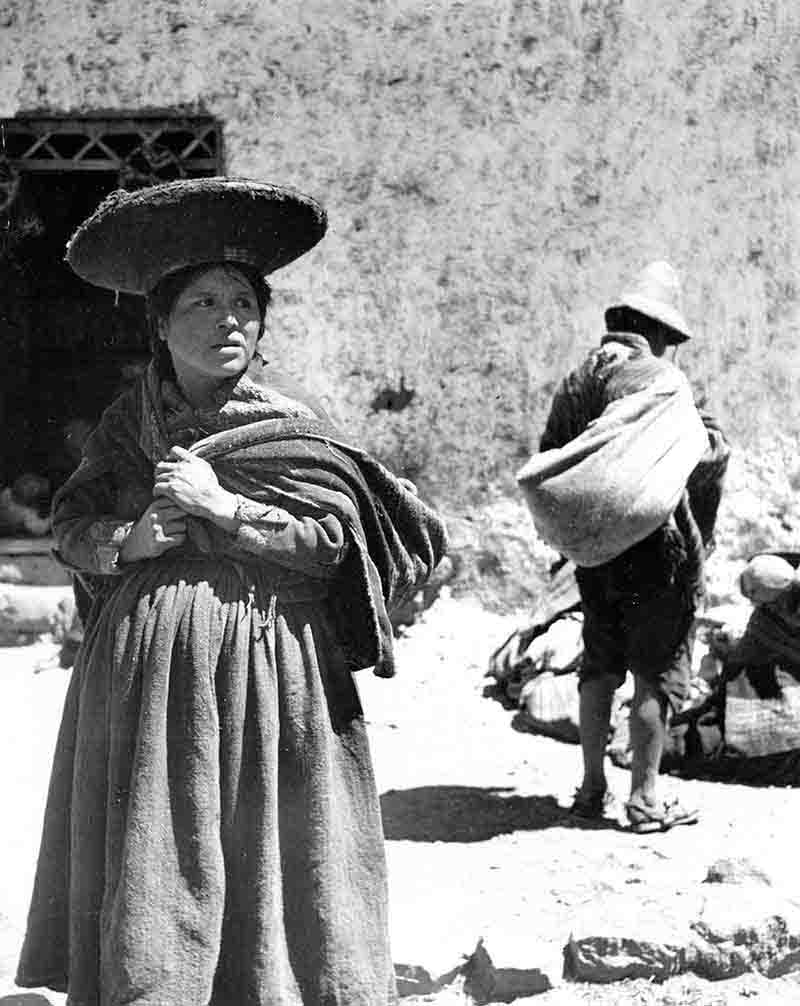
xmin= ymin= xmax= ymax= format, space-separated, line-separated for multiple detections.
xmin=625 ymin=797 xmax=699 ymax=833
xmin=570 ymin=787 xmax=612 ymax=819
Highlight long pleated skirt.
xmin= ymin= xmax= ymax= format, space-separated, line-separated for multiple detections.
xmin=16 ymin=557 xmax=396 ymax=1006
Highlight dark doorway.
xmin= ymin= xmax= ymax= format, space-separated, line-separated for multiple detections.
xmin=0 ymin=114 xmax=223 ymax=532
xmin=0 ymin=170 xmax=147 ymax=492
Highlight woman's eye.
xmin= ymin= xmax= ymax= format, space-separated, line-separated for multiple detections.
xmin=235 ymin=296 xmax=254 ymax=309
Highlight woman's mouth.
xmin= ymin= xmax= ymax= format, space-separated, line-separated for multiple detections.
xmin=213 ymin=336 xmax=246 ymax=351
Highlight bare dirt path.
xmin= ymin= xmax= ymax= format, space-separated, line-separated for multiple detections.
xmin=3 ymin=596 xmax=800 ymax=1004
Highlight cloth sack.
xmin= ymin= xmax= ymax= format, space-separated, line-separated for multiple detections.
xmin=496 ymin=614 xmax=584 ymax=702
xmin=724 ymin=667 xmax=800 ymax=758
xmin=487 ymin=560 xmax=581 ymax=684
xmin=518 ymin=671 xmax=581 ymax=743
xmin=517 ymin=374 xmax=708 ymax=567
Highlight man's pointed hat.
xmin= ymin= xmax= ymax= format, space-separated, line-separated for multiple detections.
xmin=606 ymin=260 xmax=692 ymax=343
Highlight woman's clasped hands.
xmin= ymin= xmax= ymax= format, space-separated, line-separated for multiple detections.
xmin=119 ymin=497 xmax=188 ymax=562
xmin=154 ymin=446 xmax=236 ymax=521
xmin=121 ymin=447 xmax=238 ymax=563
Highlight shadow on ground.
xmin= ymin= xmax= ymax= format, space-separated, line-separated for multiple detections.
xmin=380 ymin=785 xmax=624 ymax=841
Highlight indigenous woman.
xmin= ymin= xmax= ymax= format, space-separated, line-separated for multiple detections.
xmin=16 ymin=178 xmax=447 ymax=1006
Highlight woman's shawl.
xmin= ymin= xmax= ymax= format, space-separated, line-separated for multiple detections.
xmin=56 ymin=359 xmax=449 ymax=677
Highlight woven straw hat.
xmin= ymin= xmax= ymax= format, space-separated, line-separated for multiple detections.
xmin=605 ymin=260 xmax=692 ymax=343
xmin=66 ymin=177 xmax=327 ymax=295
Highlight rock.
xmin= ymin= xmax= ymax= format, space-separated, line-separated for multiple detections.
xmin=564 ymin=886 xmax=800 ymax=986
xmin=459 ymin=939 xmax=551 ymax=1003
xmin=689 ymin=886 xmax=800 ymax=980
xmin=563 ymin=934 xmax=687 ymax=984
xmin=703 ymin=857 xmax=772 ymax=887
xmin=394 ymin=963 xmax=436 ymax=997
xmin=562 ymin=890 xmax=700 ymax=984
xmin=489 ymin=966 xmax=552 ymax=1002
xmin=460 ymin=941 xmax=496 ymax=1004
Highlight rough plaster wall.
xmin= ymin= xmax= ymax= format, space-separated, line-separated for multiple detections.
xmin=2 ymin=0 xmax=799 ymax=603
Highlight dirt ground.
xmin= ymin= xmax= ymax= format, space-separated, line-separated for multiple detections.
xmin=3 ymin=594 xmax=800 ymax=1005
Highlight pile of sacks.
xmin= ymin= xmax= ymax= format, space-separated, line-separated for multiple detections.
xmin=487 ymin=554 xmax=800 ymax=782
xmin=487 ymin=561 xmax=587 ymax=744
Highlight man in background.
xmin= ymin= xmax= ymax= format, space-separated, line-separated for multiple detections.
xmin=539 ymin=261 xmax=729 ymax=832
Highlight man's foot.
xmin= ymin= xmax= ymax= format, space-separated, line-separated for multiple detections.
xmin=625 ymin=796 xmax=699 ymax=833
xmin=570 ymin=787 xmax=612 ymax=819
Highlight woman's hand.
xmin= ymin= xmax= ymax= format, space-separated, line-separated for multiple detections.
xmin=120 ymin=497 xmax=187 ymax=563
xmin=154 ymin=446 xmax=237 ymax=523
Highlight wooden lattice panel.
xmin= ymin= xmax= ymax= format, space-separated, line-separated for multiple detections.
xmin=0 ymin=115 xmax=222 ymax=189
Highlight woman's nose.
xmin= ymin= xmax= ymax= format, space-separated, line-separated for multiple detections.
xmin=216 ymin=311 xmax=238 ymax=329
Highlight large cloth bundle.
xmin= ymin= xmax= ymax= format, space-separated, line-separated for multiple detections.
xmin=517 ymin=371 xmax=708 ymax=567
xmin=724 ymin=668 xmax=800 ymax=758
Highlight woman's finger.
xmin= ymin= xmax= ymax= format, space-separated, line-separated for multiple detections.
xmin=153 ymin=478 xmax=183 ymax=493
xmin=169 ymin=446 xmax=194 ymax=460
xmin=154 ymin=522 xmax=187 ymax=542
xmin=154 ymin=467 xmax=189 ymax=483
xmin=154 ymin=461 xmax=184 ymax=476
xmin=161 ymin=510 xmax=187 ymax=525
xmin=162 ymin=519 xmax=187 ymax=534
xmin=155 ymin=470 xmax=194 ymax=490
xmin=151 ymin=494 xmax=182 ymax=508
xmin=155 ymin=534 xmax=186 ymax=552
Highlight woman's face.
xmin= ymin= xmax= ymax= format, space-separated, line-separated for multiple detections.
xmin=159 ymin=265 xmax=262 ymax=386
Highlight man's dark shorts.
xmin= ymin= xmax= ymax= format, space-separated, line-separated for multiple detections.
xmin=575 ymin=528 xmax=695 ymax=715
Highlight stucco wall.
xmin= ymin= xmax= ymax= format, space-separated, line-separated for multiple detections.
xmin=2 ymin=0 xmax=799 ymax=604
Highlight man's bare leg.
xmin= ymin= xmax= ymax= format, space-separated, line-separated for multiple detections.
xmin=576 ymin=672 xmax=618 ymax=797
xmin=628 ymin=675 xmax=667 ymax=807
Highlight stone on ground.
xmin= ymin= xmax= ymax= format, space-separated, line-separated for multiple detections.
xmin=424 ymin=940 xmax=551 ymax=1004
xmin=688 ymin=885 xmax=800 ymax=980
xmin=394 ymin=962 xmax=436 ymax=997
xmin=461 ymin=939 xmax=551 ymax=1003
xmin=563 ymin=873 xmax=800 ymax=988
xmin=703 ymin=856 xmax=772 ymax=886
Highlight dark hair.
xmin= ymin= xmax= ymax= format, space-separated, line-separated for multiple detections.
xmin=604 ymin=305 xmax=685 ymax=345
xmin=146 ymin=262 xmax=272 ymax=374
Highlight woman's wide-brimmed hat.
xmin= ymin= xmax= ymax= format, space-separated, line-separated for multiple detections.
xmin=65 ymin=177 xmax=327 ymax=294
xmin=605 ymin=260 xmax=692 ymax=343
